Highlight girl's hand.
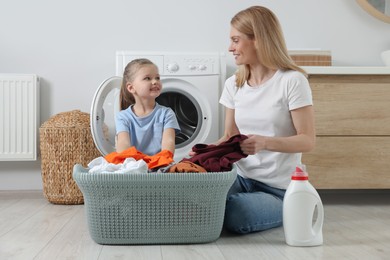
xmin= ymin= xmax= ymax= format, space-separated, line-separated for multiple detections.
xmin=239 ymin=134 xmax=266 ymax=155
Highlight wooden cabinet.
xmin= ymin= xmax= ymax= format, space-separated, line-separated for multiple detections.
xmin=302 ymin=74 xmax=390 ymax=189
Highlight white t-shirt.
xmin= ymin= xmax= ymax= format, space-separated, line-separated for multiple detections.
xmin=219 ymin=70 xmax=313 ymax=189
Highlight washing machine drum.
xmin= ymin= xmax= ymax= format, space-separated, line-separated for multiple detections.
xmin=90 ymin=76 xmax=202 ymax=156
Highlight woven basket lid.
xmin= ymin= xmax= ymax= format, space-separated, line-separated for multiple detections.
xmin=40 ymin=110 xmax=91 ymax=129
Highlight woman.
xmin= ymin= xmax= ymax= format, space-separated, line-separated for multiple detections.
xmin=219 ymin=6 xmax=316 ymax=234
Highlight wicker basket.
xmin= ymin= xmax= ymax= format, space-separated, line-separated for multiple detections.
xmin=40 ymin=110 xmax=101 ymax=204
xmin=73 ymin=164 xmax=237 ymax=244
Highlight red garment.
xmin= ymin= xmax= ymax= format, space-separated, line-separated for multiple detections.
xmin=181 ymin=134 xmax=248 ymax=172
xmin=104 ymin=147 xmax=173 ymax=169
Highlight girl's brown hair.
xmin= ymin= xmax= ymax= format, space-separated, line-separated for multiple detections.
xmin=120 ymin=58 xmax=156 ymax=110
xmin=231 ymin=6 xmax=307 ymax=87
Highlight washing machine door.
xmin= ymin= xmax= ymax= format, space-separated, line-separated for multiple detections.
xmin=90 ymin=76 xmax=122 ymax=156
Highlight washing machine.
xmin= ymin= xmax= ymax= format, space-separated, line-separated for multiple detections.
xmin=90 ymin=52 xmax=226 ymax=161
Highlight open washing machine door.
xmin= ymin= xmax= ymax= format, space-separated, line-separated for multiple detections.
xmin=90 ymin=76 xmax=122 ymax=156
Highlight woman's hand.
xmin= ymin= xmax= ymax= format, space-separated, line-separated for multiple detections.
xmin=239 ymin=134 xmax=266 ymax=155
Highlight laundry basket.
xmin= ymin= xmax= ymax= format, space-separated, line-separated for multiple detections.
xmin=40 ymin=110 xmax=101 ymax=204
xmin=73 ymin=164 xmax=237 ymax=244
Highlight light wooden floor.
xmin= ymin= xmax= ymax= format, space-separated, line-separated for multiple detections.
xmin=0 ymin=190 xmax=389 ymax=260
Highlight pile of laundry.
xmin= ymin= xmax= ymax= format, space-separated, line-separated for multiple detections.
xmin=88 ymin=134 xmax=248 ymax=174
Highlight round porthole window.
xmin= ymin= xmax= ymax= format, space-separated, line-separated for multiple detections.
xmin=156 ymin=90 xmax=202 ymax=148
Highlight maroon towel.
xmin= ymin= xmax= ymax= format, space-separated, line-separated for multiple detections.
xmin=181 ymin=134 xmax=248 ymax=172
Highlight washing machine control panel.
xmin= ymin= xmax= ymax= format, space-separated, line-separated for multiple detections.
xmin=164 ymin=55 xmax=220 ymax=76
xmin=116 ymin=52 xmax=223 ymax=76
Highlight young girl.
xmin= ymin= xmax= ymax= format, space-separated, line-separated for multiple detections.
xmin=115 ymin=58 xmax=180 ymax=156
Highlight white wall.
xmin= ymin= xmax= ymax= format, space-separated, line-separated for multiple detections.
xmin=1 ymin=0 xmax=390 ymax=190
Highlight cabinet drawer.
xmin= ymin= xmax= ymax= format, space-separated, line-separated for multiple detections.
xmin=302 ymin=136 xmax=390 ymax=189
xmin=309 ymin=75 xmax=390 ymax=135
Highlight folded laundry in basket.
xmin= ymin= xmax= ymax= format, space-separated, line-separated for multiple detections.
xmin=181 ymin=134 xmax=248 ymax=172
xmin=104 ymin=147 xmax=174 ymax=169
xmin=88 ymin=157 xmax=147 ymax=174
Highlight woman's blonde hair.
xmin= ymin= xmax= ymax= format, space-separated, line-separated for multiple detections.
xmin=120 ymin=58 xmax=156 ymax=110
xmin=231 ymin=6 xmax=306 ymax=87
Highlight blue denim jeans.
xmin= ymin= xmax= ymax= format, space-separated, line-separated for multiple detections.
xmin=224 ymin=175 xmax=286 ymax=234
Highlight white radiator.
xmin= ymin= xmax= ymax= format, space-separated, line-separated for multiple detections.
xmin=0 ymin=74 xmax=39 ymax=161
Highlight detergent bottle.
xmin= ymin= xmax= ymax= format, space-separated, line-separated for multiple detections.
xmin=283 ymin=164 xmax=324 ymax=246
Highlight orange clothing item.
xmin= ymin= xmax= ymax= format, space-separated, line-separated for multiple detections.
xmin=105 ymin=147 xmax=145 ymax=164
xmin=168 ymin=161 xmax=207 ymax=173
xmin=104 ymin=147 xmax=173 ymax=169
xmin=145 ymin=150 xmax=174 ymax=169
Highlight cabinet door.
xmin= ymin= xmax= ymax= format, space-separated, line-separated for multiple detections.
xmin=309 ymin=75 xmax=390 ymax=135
xmin=302 ymin=136 xmax=390 ymax=189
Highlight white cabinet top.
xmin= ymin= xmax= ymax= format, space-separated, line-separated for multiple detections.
xmin=303 ymin=66 xmax=390 ymax=75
